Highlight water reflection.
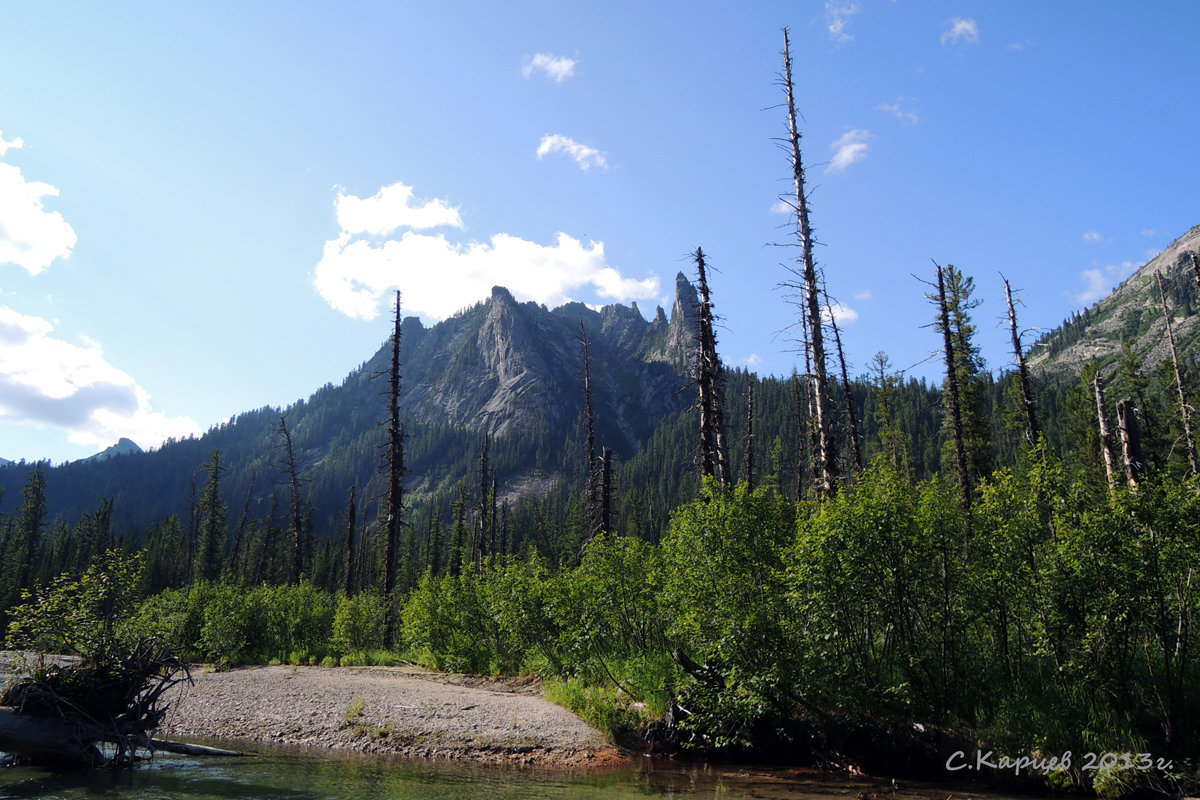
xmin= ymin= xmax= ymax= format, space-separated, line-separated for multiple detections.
xmin=0 ymin=743 xmax=1044 ymax=800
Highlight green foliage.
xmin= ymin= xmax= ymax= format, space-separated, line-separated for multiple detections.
xmin=6 ymin=549 xmax=146 ymax=663
xmin=332 ymin=591 xmax=387 ymax=653
xmin=660 ymin=480 xmax=798 ymax=751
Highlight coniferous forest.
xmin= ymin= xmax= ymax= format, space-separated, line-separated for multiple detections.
xmin=3 ymin=31 xmax=1200 ymax=793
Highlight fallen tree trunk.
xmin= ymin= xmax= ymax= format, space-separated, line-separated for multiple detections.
xmin=0 ymin=705 xmax=104 ymax=765
xmin=149 ymin=738 xmax=249 ymax=757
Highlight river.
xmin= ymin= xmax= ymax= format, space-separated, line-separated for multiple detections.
xmin=0 ymin=743 xmax=1034 ymax=800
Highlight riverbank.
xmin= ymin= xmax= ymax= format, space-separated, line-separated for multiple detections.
xmin=158 ymin=663 xmax=630 ymax=768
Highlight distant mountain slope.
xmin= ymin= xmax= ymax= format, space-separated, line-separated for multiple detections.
xmin=76 ymin=438 xmax=143 ymax=464
xmin=0 ymin=276 xmax=700 ymax=536
xmin=1028 ymin=224 xmax=1200 ymax=377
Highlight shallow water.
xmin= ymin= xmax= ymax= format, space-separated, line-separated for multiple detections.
xmin=0 ymin=743 xmax=1039 ymax=800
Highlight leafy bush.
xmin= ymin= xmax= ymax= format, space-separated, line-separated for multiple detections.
xmin=332 ymin=591 xmax=387 ymax=654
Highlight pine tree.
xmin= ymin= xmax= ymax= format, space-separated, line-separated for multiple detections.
xmin=381 ymin=290 xmax=406 ymax=603
xmin=194 ymin=450 xmax=227 ymax=583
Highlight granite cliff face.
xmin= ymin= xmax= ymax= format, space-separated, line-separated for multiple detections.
xmin=349 ymin=277 xmax=697 ymax=456
xmin=1028 ymin=224 xmax=1200 ymax=378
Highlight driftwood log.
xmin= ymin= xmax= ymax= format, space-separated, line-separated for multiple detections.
xmin=0 ymin=648 xmax=194 ymax=767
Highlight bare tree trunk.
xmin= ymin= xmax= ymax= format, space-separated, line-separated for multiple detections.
xmin=1117 ymin=398 xmax=1144 ymax=490
xmin=186 ymin=475 xmax=197 ymax=585
xmin=1156 ymin=271 xmax=1198 ymax=475
xmin=1003 ymin=277 xmax=1040 ymax=447
xmin=1093 ymin=372 xmax=1118 ymax=491
xmin=278 ymin=415 xmax=305 ymax=585
xmin=823 ymin=278 xmax=862 ymax=473
xmin=490 ymin=474 xmax=498 ymax=557
xmin=782 ymin=28 xmax=836 ymax=497
xmin=226 ymin=472 xmax=255 ymax=581
xmin=600 ymin=447 xmax=613 ymax=534
xmin=343 ymin=483 xmax=358 ymax=595
xmin=935 ymin=263 xmax=972 ymax=511
xmin=473 ymin=436 xmax=490 ymax=565
xmin=744 ymin=381 xmax=755 ymax=491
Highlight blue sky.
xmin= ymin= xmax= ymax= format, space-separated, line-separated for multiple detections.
xmin=1 ymin=1 xmax=1198 ymax=464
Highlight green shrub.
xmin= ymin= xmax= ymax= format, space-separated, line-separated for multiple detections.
xmin=332 ymin=592 xmax=387 ymax=653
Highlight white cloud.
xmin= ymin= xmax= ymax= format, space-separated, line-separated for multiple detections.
xmin=744 ymin=353 xmax=763 ymax=368
xmin=769 ymin=199 xmax=793 ymax=215
xmin=536 ymin=134 xmax=608 ymax=172
xmin=876 ymin=100 xmax=920 ymax=126
xmin=825 ymin=2 xmax=860 ymax=43
xmin=854 ymin=290 xmax=874 ymax=301
xmin=0 ymin=131 xmax=24 ymax=156
xmin=522 ymin=53 xmax=577 ymax=83
xmin=1083 ymin=231 xmax=1102 ymax=243
xmin=941 ymin=18 xmax=979 ymax=46
xmin=0 ymin=136 xmax=78 ymax=275
xmin=313 ymin=183 xmax=659 ymax=321
xmin=1075 ymin=261 xmax=1138 ymax=304
xmin=335 ymin=182 xmax=462 ymax=236
xmin=0 ymin=306 xmax=200 ymax=449
xmin=1141 ymin=228 xmax=1157 ymax=237
xmin=823 ymin=300 xmax=859 ymax=325
xmin=827 ymin=129 xmax=871 ymax=173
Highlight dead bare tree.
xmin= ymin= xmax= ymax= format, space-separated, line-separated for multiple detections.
xmin=1156 ymin=270 xmax=1198 ymax=475
xmin=933 ymin=262 xmax=972 ymax=511
xmin=1093 ymin=372 xmax=1118 ymax=491
xmin=781 ymin=28 xmax=836 ymax=497
xmin=473 ymin=435 xmax=491 ymax=564
xmin=225 ymin=472 xmax=255 ymax=581
xmin=1002 ymin=276 xmax=1040 ymax=447
xmin=1117 ymin=398 xmax=1144 ymax=490
xmin=822 ymin=278 xmax=862 ymax=473
xmin=276 ymin=415 xmax=305 ymax=585
xmin=343 ymin=484 xmax=358 ymax=595
xmin=744 ymin=381 xmax=756 ymax=491
xmin=600 ymin=447 xmax=613 ymax=534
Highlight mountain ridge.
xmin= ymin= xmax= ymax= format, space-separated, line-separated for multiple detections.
xmin=1028 ymin=224 xmax=1200 ymax=378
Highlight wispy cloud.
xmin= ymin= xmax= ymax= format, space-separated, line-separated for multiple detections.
xmin=1083 ymin=231 xmax=1103 ymax=244
xmin=0 ymin=306 xmax=200 ymax=450
xmin=769 ymin=199 xmax=793 ymax=215
xmin=854 ymin=290 xmax=874 ymax=301
xmin=825 ymin=2 xmax=860 ymax=43
xmin=1075 ymin=261 xmax=1138 ymax=304
xmin=313 ymin=181 xmax=659 ymax=322
xmin=0 ymin=132 xmax=78 ymax=275
xmin=744 ymin=353 xmax=763 ymax=368
xmin=522 ymin=53 xmax=577 ymax=83
xmin=876 ymin=99 xmax=920 ymax=126
xmin=941 ymin=17 xmax=979 ymax=46
xmin=826 ymin=129 xmax=871 ymax=173
xmin=536 ymin=134 xmax=608 ymax=172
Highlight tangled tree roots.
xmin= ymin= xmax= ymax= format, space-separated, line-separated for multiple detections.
xmin=0 ymin=641 xmax=191 ymax=767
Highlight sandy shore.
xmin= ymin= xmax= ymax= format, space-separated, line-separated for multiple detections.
xmin=158 ymin=663 xmax=629 ymax=767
